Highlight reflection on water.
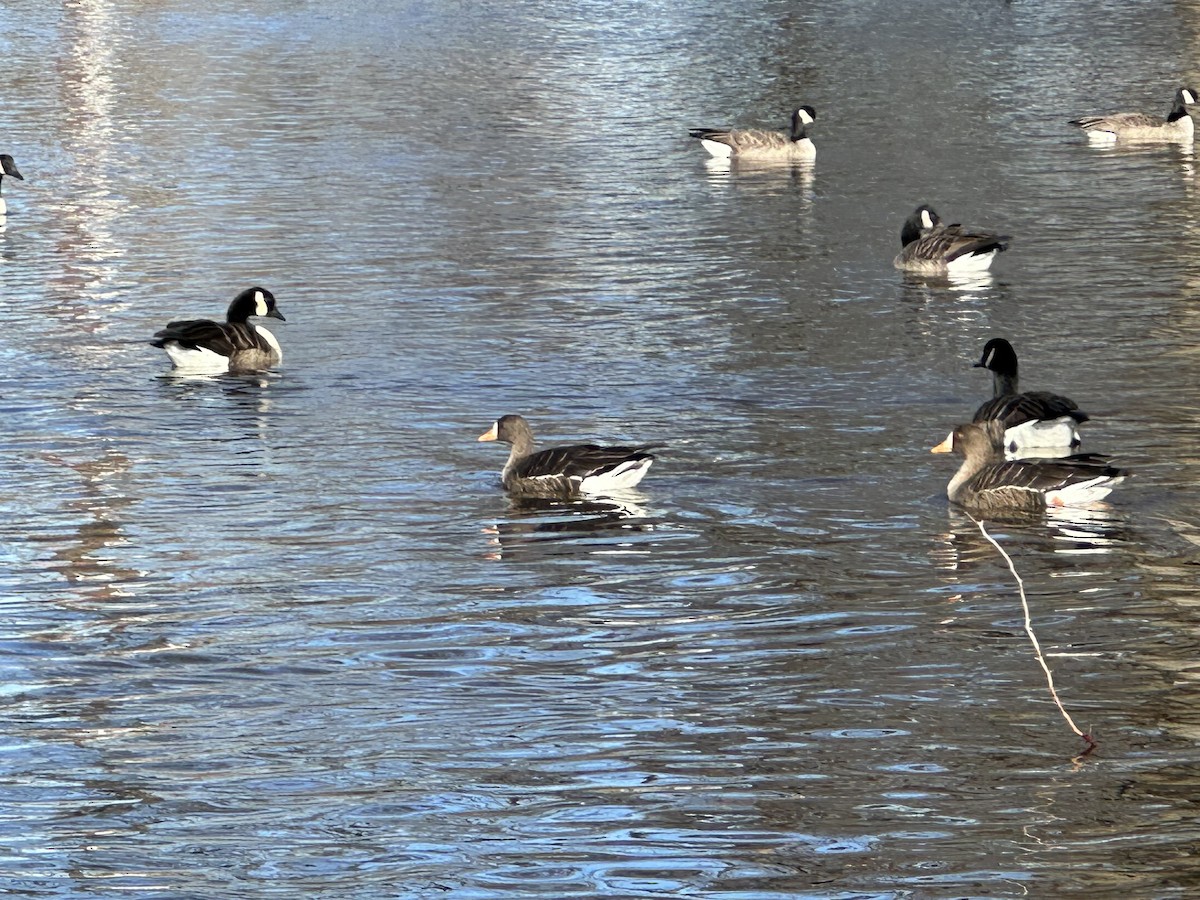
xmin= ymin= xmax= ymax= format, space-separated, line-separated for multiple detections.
xmin=702 ymin=156 xmax=816 ymax=197
xmin=482 ymin=492 xmax=661 ymax=562
xmin=930 ymin=506 xmax=1131 ymax=574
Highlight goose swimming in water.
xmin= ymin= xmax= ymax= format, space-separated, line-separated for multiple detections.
xmin=972 ymin=338 xmax=1088 ymax=457
xmin=1070 ymin=87 xmax=1199 ymax=143
xmin=152 ymin=287 xmax=285 ymax=374
xmin=478 ymin=414 xmax=658 ymax=497
xmin=931 ymin=420 xmax=1128 ymax=514
xmin=0 ymin=155 xmax=24 ymax=217
xmin=893 ymin=204 xmax=1010 ymax=275
xmin=689 ymin=106 xmax=817 ymax=161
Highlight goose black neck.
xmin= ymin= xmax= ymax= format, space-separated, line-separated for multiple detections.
xmin=992 ymin=368 xmax=1019 ymax=397
xmin=900 ymin=218 xmax=923 ymax=247
xmin=1168 ymin=99 xmax=1190 ymax=122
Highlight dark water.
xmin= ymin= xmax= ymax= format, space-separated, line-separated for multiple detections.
xmin=3 ymin=0 xmax=1200 ymax=896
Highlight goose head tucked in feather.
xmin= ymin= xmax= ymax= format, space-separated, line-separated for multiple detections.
xmin=790 ymin=105 xmax=817 ymax=140
xmin=1169 ymin=87 xmax=1200 ymax=121
xmin=899 ymin=204 xmax=940 ymax=247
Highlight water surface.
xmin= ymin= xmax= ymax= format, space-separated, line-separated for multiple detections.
xmin=2 ymin=0 xmax=1200 ymax=896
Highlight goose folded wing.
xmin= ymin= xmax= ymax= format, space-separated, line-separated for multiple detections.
xmin=973 ymin=391 xmax=1088 ymax=427
xmin=928 ymin=224 xmax=1010 ymax=261
xmin=976 ymin=456 xmax=1124 ymax=495
xmin=514 ymin=444 xmax=656 ymax=480
xmin=152 ymin=318 xmax=238 ymax=354
xmin=1072 ymin=112 xmax=1161 ymax=129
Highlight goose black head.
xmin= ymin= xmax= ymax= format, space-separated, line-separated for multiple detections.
xmin=0 ymin=155 xmax=22 ymax=181
xmin=900 ymin=204 xmax=941 ymax=247
xmin=790 ymin=105 xmax=817 ymax=140
xmin=972 ymin=337 xmax=1018 ymax=377
xmin=226 ymin=287 xmax=284 ymax=323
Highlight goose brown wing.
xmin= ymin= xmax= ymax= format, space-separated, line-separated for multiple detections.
xmin=512 ymin=444 xmax=657 ymax=480
xmin=1071 ymin=112 xmax=1161 ymax=130
xmin=151 ymin=320 xmax=261 ymax=355
xmin=972 ymin=455 xmax=1125 ymax=496
xmin=688 ymin=128 xmax=790 ymax=151
xmin=918 ymin=224 xmax=1010 ymax=262
xmin=973 ymin=391 xmax=1089 ymax=428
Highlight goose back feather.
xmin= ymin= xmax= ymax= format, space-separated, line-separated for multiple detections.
xmin=689 ymin=106 xmax=817 ymax=161
xmin=152 ymin=287 xmax=285 ymax=374
xmin=1070 ymin=87 xmax=1198 ymax=142
xmin=932 ymin=421 xmax=1127 ymax=513
xmin=479 ymin=414 xmax=658 ymax=497
xmin=894 ymin=204 xmax=1010 ymax=274
xmin=971 ymin=338 xmax=1088 ymax=456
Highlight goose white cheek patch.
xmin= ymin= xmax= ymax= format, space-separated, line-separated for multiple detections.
xmin=921 ymin=210 xmax=934 ymax=230
xmin=254 ymin=291 xmax=268 ymax=316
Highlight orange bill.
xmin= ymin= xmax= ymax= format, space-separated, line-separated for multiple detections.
xmin=930 ymin=432 xmax=954 ymax=454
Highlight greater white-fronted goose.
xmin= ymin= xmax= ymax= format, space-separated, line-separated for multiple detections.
xmin=152 ymin=287 xmax=285 ymax=374
xmin=1070 ymin=87 xmax=1198 ymax=143
xmin=0 ymin=154 xmax=24 ymax=216
xmin=689 ymin=106 xmax=817 ymax=161
xmin=893 ymin=204 xmax=1010 ymax=275
xmin=478 ymin=414 xmax=657 ymax=496
xmin=931 ymin=420 xmax=1128 ymax=514
xmin=972 ymin=338 xmax=1088 ymax=456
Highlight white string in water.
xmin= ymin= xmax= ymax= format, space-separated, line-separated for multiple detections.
xmin=969 ymin=513 xmax=1094 ymax=747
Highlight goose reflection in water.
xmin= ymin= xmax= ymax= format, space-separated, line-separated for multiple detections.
xmin=156 ymin=372 xmax=280 ymax=447
xmin=702 ymin=155 xmax=815 ymax=199
xmin=482 ymin=492 xmax=659 ymax=562
xmin=900 ymin=267 xmax=998 ymax=297
xmin=930 ymin=504 xmax=1132 ymax=575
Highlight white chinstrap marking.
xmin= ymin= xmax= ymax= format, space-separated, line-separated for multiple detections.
xmin=254 ymin=325 xmax=283 ymax=360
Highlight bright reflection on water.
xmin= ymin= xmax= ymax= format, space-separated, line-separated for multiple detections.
xmin=3 ymin=0 xmax=1200 ymax=896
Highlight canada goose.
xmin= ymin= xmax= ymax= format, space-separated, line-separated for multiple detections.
xmin=893 ymin=204 xmax=1010 ymax=275
xmin=972 ymin=338 xmax=1088 ymax=456
xmin=1070 ymin=87 xmax=1199 ymax=143
xmin=931 ymin=421 xmax=1127 ymax=514
xmin=478 ymin=414 xmax=657 ymax=497
xmin=0 ymin=155 xmax=24 ymax=216
xmin=689 ymin=106 xmax=817 ymax=161
xmin=152 ymin=287 xmax=285 ymax=374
